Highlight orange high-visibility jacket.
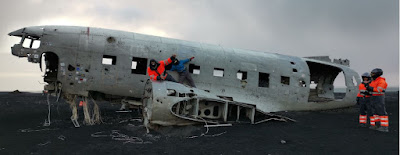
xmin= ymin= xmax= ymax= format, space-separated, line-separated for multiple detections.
xmin=147 ymin=58 xmax=172 ymax=81
xmin=369 ymin=77 xmax=387 ymax=96
xmin=357 ymin=83 xmax=371 ymax=97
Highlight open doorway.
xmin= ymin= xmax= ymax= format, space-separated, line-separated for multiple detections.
xmin=42 ymin=52 xmax=59 ymax=83
xmin=306 ymin=61 xmax=344 ymax=102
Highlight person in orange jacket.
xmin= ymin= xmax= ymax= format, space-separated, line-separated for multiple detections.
xmin=356 ymin=72 xmax=372 ymax=127
xmin=147 ymin=54 xmax=177 ymax=82
xmin=365 ymin=68 xmax=389 ymax=132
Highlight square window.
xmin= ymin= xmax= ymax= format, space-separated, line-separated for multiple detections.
xmin=131 ymin=57 xmax=147 ymax=75
xmin=102 ymin=55 xmax=116 ymax=65
xmin=189 ymin=64 xmax=201 ymax=75
xmin=22 ymin=38 xmax=32 ymax=48
xmin=281 ymin=76 xmax=290 ymax=85
xmin=213 ymin=68 xmax=224 ymax=77
xmin=258 ymin=72 xmax=270 ymax=87
xmin=237 ymin=71 xmax=247 ymax=80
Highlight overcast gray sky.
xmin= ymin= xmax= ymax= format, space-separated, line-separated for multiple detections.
xmin=0 ymin=0 xmax=398 ymax=91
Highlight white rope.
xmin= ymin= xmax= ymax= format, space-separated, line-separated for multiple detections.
xmin=254 ymin=118 xmax=287 ymax=124
xmin=186 ymin=116 xmax=227 ymax=139
xmin=19 ymin=128 xmax=58 ymax=133
xmin=58 ymin=135 xmax=66 ymax=141
xmin=204 ymin=131 xmax=227 ymax=137
xmin=56 ymin=84 xmax=62 ymax=102
xmin=91 ymin=130 xmax=149 ymax=144
xmin=91 ymin=131 xmax=109 ymax=137
xmin=38 ymin=141 xmax=51 ymax=146
xmin=43 ymin=94 xmax=51 ymax=126
xmin=264 ymin=113 xmax=297 ymax=122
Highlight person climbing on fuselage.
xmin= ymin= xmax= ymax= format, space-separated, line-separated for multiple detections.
xmin=169 ymin=56 xmax=196 ymax=87
xmin=147 ymin=54 xmax=177 ymax=82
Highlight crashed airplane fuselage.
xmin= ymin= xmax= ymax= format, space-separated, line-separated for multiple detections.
xmin=9 ymin=26 xmax=360 ymax=128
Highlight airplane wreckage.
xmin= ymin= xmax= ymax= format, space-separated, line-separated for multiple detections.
xmin=8 ymin=26 xmax=360 ymax=130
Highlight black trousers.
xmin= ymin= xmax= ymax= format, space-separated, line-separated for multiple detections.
xmin=371 ymin=95 xmax=387 ymax=116
xmin=359 ymin=97 xmax=373 ymax=116
xmin=164 ymin=74 xmax=177 ymax=82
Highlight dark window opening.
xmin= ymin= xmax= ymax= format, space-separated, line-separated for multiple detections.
xmin=258 ymin=72 xmax=270 ymax=87
xmin=131 ymin=57 xmax=147 ymax=75
xmin=213 ymin=68 xmax=224 ymax=77
xmin=213 ymin=106 xmax=219 ymax=117
xmin=290 ymin=61 xmax=295 ymax=65
xmin=102 ymin=55 xmax=116 ymax=65
xmin=281 ymin=76 xmax=290 ymax=85
xmin=293 ymin=69 xmax=298 ymax=72
xmin=189 ymin=64 xmax=200 ymax=74
xmin=237 ymin=70 xmax=247 ymax=80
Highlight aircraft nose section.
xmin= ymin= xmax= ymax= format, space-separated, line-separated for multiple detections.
xmin=8 ymin=28 xmax=25 ymax=37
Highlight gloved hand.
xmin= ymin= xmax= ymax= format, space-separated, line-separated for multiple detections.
xmin=160 ymin=75 xmax=166 ymax=80
xmin=366 ymin=85 xmax=374 ymax=92
xmin=356 ymin=97 xmax=360 ymax=105
xmin=362 ymin=82 xmax=373 ymax=92
xmin=190 ymin=57 xmax=195 ymax=61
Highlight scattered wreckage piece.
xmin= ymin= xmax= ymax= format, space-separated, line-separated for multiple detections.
xmin=204 ymin=124 xmax=232 ymax=128
xmin=142 ymin=80 xmax=296 ymax=130
xmin=91 ymin=130 xmax=152 ymax=145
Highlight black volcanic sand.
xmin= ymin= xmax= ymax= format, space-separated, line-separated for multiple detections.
xmin=0 ymin=92 xmax=398 ymax=155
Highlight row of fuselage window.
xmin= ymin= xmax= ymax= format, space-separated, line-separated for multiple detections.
xmin=101 ymin=55 xmax=302 ymax=88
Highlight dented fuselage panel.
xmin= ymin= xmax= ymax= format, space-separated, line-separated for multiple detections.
xmin=9 ymin=26 xmax=360 ymax=127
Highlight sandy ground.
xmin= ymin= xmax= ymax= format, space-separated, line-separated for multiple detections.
xmin=0 ymin=92 xmax=398 ymax=155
